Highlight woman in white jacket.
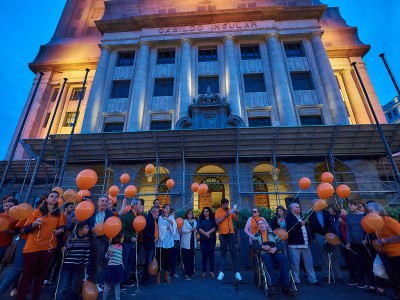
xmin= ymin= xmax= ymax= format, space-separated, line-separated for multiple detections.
xmin=156 ymin=204 xmax=177 ymax=283
xmin=181 ymin=209 xmax=197 ymax=279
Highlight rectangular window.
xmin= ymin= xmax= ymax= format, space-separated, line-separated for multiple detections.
xmin=291 ymin=72 xmax=313 ymax=90
xmin=43 ymin=113 xmax=51 ymax=128
xmin=284 ymin=43 xmax=304 ymax=57
xmin=243 ymin=74 xmax=266 ymax=93
xmin=150 ymin=120 xmax=172 ymax=130
xmin=393 ymin=109 xmax=398 ymax=117
xmin=300 ymin=115 xmax=323 ymax=125
xmin=198 ymin=48 xmax=218 ymax=62
xmin=104 ymin=122 xmax=124 ymax=133
xmin=388 ymin=112 xmax=393 ymax=119
xmin=70 ymin=87 xmax=86 ymax=101
xmin=248 ymin=117 xmax=271 ymax=127
xmin=240 ymin=45 xmax=261 ymax=60
xmin=198 ymin=76 xmax=219 ymax=94
xmin=63 ymin=112 xmax=78 ymax=127
xmin=157 ymin=50 xmax=175 ymax=64
xmin=111 ymin=81 xmax=131 ymax=98
xmin=154 ymin=78 xmax=174 ymax=97
xmin=50 ymin=88 xmax=60 ymax=102
xmin=117 ymin=52 xmax=135 ymax=67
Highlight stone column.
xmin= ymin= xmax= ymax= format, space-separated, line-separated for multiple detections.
xmin=355 ymin=61 xmax=387 ymax=123
xmin=266 ymin=34 xmax=297 ymax=126
xmin=178 ymin=39 xmax=192 ymax=119
xmin=127 ymin=42 xmax=150 ymax=131
xmin=224 ymin=36 xmax=242 ymax=117
xmin=81 ymin=45 xmax=111 ymax=133
xmin=341 ymin=69 xmax=371 ymax=124
xmin=310 ymin=33 xmax=349 ymax=124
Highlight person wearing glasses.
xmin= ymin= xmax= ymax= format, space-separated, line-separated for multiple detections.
xmin=197 ymin=207 xmax=217 ymax=278
xmin=244 ymin=208 xmax=269 ymax=261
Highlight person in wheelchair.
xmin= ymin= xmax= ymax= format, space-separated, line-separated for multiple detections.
xmin=252 ymin=219 xmax=296 ymax=295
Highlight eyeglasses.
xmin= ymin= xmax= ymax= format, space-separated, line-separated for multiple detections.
xmin=252 ymin=211 xmax=258 ymax=213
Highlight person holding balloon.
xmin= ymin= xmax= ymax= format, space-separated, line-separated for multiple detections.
xmin=119 ymin=198 xmax=142 ymax=287
xmin=0 ymin=199 xmax=18 ymax=263
xmin=156 ymin=204 xmax=177 ymax=283
xmin=367 ymin=202 xmax=400 ymax=299
xmin=16 ymin=190 xmax=65 ymax=300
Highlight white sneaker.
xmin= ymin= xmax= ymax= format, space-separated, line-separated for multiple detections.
xmin=235 ymin=272 xmax=243 ymax=281
xmin=10 ymin=288 xmax=17 ymax=297
xmin=96 ymin=284 xmax=103 ymax=292
xmin=217 ymin=272 xmax=224 ymax=281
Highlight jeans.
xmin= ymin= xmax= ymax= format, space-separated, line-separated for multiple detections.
xmin=170 ymin=240 xmax=180 ymax=276
xmin=103 ymin=283 xmax=120 ymax=300
xmin=261 ymin=253 xmax=290 ymax=287
xmin=122 ymin=240 xmax=136 ymax=281
xmin=141 ymin=241 xmax=155 ymax=282
xmin=200 ymin=238 xmax=215 ymax=272
xmin=55 ymin=268 xmax=82 ymax=300
xmin=16 ymin=250 xmax=54 ymax=300
xmin=182 ymin=247 xmax=195 ymax=276
xmin=0 ymin=239 xmax=26 ymax=295
xmin=351 ymin=243 xmax=376 ymax=286
xmin=288 ymin=246 xmax=317 ymax=283
xmin=219 ymin=233 xmax=238 ymax=273
xmin=340 ymin=246 xmax=357 ymax=282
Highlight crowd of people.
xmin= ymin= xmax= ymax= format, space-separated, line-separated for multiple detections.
xmin=0 ymin=192 xmax=399 ymax=300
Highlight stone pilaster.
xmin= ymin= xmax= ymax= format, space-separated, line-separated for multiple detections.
xmin=178 ymin=39 xmax=192 ymax=119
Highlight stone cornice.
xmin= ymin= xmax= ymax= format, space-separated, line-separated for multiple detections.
xmin=96 ymin=5 xmax=326 ymax=34
xmin=29 ymin=61 xmax=99 ymax=73
xmin=326 ymin=45 xmax=371 ymax=58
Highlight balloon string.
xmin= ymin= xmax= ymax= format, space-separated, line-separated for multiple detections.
xmin=292 ymin=189 xmax=302 ymax=201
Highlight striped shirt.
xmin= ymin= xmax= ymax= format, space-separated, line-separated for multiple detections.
xmin=63 ymin=235 xmax=91 ymax=271
xmin=107 ymin=244 xmax=123 ymax=266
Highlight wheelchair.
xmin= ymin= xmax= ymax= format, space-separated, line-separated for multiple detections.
xmin=252 ymin=250 xmax=298 ymax=297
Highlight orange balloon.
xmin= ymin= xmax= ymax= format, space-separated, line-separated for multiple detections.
xmin=372 ymin=239 xmax=385 ymax=253
xmin=64 ymin=189 xmax=78 ymax=203
xmin=298 ymin=177 xmax=311 ymax=189
xmin=8 ymin=206 xmax=19 ymax=220
xmin=145 ymin=164 xmax=155 ymax=175
xmin=148 ymin=258 xmax=158 ymax=275
xmin=321 ymin=172 xmax=334 ymax=183
xmin=120 ymin=173 xmax=130 ymax=185
xmin=176 ymin=217 xmax=184 ymax=229
xmin=110 ymin=196 xmax=117 ymax=206
xmin=52 ymin=186 xmax=64 ymax=196
xmin=58 ymin=198 xmax=64 ymax=207
xmin=313 ymin=199 xmax=327 ymax=212
xmin=104 ymin=216 xmax=122 ymax=238
xmin=76 ymin=169 xmax=98 ymax=190
xmin=166 ymin=179 xmax=175 ymax=189
xmin=336 ymin=184 xmax=351 ymax=198
xmin=133 ymin=215 xmax=146 ymax=232
xmin=82 ymin=281 xmax=98 ymax=300
xmin=363 ymin=213 xmax=384 ymax=231
xmin=94 ymin=222 xmax=105 ymax=236
xmin=77 ymin=190 xmax=90 ymax=202
xmin=17 ymin=203 xmax=34 ymax=220
xmin=198 ymin=183 xmax=208 ymax=195
xmin=191 ymin=182 xmax=199 ymax=192
xmin=124 ymin=185 xmax=137 ymax=198
xmin=75 ymin=201 xmax=95 ymax=221
xmin=316 ymin=182 xmax=334 ymax=199
xmin=109 ymin=185 xmax=120 ymax=197
xmin=325 ymin=233 xmax=340 ymax=246
xmin=0 ymin=217 xmax=10 ymax=231
xmin=273 ymin=228 xmax=288 ymax=241
xmin=361 ymin=216 xmax=375 ymax=234
xmin=123 ymin=205 xmax=131 ymax=214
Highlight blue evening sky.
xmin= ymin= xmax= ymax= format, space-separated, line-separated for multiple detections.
xmin=0 ymin=0 xmax=399 ymax=160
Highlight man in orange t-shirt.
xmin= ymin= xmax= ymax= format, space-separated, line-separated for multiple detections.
xmin=215 ymin=198 xmax=241 ymax=281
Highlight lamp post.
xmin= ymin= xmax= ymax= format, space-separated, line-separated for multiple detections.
xmin=379 ymin=53 xmax=400 ymax=97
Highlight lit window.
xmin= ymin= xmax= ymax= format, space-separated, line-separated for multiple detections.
xmin=284 ymin=43 xmax=304 ymax=57
xmin=104 ymin=122 xmax=124 ymax=132
xmin=63 ymin=112 xmax=78 ymax=127
xmin=111 ymin=81 xmax=130 ymax=98
xmin=248 ymin=117 xmax=271 ymax=127
xmin=117 ymin=52 xmax=135 ymax=67
xmin=291 ymin=72 xmax=313 ymax=90
xmin=198 ymin=48 xmax=218 ymax=62
xmin=243 ymin=74 xmax=266 ymax=93
xmin=198 ymin=76 xmax=219 ymax=94
xmin=300 ymin=115 xmax=323 ymax=125
xmin=70 ymin=87 xmax=86 ymax=101
xmin=157 ymin=50 xmax=175 ymax=64
xmin=154 ymin=78 xmax=174 ymax=97
xmin=150 ymin=121 xmax=171 ymax=130
xmin=240 ymin=45 xmax=260 ymax=60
